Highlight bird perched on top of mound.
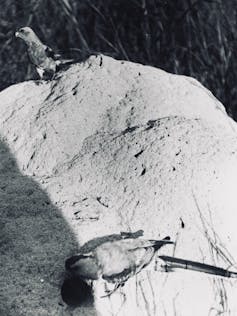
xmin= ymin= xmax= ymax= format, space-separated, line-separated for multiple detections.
xmin=65 ymin=231 xmax=173 ymax=294
xmin=15 ymin=27 xmax=75 ymax=80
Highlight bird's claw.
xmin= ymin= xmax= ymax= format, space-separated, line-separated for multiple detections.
xmin=101 ymin=282 xmax=125 ymax=298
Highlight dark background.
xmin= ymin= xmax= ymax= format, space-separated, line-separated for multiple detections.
xmin=1 ymin=0 xmax=237 ymax=119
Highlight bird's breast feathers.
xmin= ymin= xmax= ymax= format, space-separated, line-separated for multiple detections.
xmin=28 ymin=43 xmax=56 ymax=72
xmin=95 ymin=240 xmax=156 ymax=277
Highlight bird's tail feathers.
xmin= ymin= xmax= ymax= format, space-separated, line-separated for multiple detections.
xmin=55 ymin=59 xmax=75 ymax=66
xmin=142 ymin=237 xmax=174 ymax=252
xmin=152 ymin=237 xmax=174 ymax=251
xmin=162 ymin=236 xmax=172 ymax=241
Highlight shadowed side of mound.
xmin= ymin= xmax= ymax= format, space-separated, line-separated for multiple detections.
xmin=0 ymin=140 xmax=96 ymax=316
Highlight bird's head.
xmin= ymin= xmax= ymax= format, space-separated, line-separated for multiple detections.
xmin=65 ymin=253 xmax=99 ymax=280
xmin=15 ymin=27 xmax=40 ymax=44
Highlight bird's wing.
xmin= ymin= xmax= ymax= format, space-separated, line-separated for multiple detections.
xmin=111 ymin=237 xmax=173 ymax=252
xmin=44 ymin=45 xmax=61 ymax=60
xmin=120 ymin=230 xmax=144 ymax=238
xmin=78 ymin=231 xmax=144 ymax=254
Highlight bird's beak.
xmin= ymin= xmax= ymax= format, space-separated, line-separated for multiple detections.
xmin=15 ymin=31 xmax=19 ymax=37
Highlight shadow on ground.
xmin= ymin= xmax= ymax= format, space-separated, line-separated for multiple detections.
xmin=0 ymin=140 xmax=95 ymax=315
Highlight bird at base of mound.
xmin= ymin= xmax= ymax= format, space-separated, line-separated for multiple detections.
xmin=15 ymin=27 xmax=75 ymax=80
xmin=65 ymin=231 xmax=173 ymax=296
xmin=65 ymin=231 xmax=237 ymax=297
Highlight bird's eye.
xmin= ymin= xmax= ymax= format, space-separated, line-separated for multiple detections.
xmin=19 ymin=29 xmax=25 ymax=33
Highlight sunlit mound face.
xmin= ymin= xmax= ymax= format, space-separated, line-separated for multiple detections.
xmin=15 ymin=27 xmax=33 ymax=40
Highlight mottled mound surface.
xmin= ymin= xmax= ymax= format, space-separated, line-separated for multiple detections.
xmin=0 ymin=55 xmax=237 ymax=315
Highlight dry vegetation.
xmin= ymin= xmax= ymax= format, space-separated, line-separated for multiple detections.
xmin=0 ymin=0 xmax=237 ymax=119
